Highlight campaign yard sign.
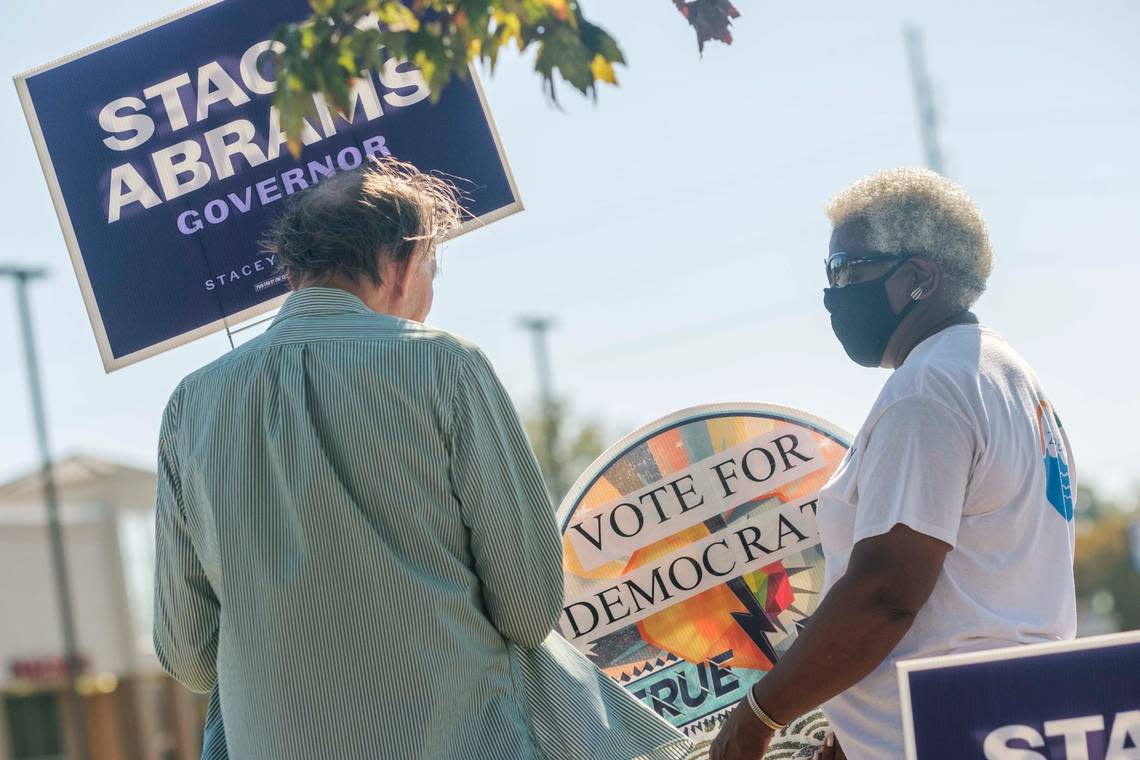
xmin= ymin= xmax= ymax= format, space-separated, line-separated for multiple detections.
xmin=15 ymin=0 xmax=521 ymax=371
xmin=556 ymin=403 xmax=852 ymax=756
xmin=898 ymin=631 xmax=1140 ymax=760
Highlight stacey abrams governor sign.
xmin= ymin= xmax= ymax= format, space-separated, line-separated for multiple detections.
xmin=16 ymin=0 xmax=520 ymax=371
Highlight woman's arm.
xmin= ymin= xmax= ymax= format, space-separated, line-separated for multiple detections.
xmin=153 ymin=387 xmax=220 ymax=693
xmin=711 ymin=523 xmax=950 ymax=760
xmin=449 ymin=348 xmax=565 ymax=647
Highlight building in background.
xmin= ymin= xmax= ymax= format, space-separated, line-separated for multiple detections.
xmin=0 ymin=456 xmax=206 ymax=760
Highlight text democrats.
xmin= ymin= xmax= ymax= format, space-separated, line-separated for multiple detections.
xmin=561 ymin=496 xmax=821 ymax=644
xmin=565 ymin=428 xmax=824 ymax=571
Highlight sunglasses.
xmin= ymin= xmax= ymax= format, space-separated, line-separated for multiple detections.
xmin=824 ymin=252 xmax=913 ymax=288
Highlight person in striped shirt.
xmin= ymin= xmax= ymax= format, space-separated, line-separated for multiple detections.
xmin=153 ymin=159 xmax=688 ymax=760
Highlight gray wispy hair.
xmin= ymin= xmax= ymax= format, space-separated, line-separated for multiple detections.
xmin=264 ymin=157 xmax=463 ymax=287
xmin=826 ymin=167 xmax=994 ymax=310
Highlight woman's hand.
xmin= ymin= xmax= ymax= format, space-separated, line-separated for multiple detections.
xmin=812 ymin=732 xmax=846 ymax=760
xmin=709 ymin=699 xmax=775 ymax=760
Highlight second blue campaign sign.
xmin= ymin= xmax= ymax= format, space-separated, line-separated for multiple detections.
xmin=16 ymin=0 xmax=521 ymax=370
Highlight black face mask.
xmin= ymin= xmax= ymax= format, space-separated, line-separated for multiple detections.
xmin=823 ymin=258 xmax=918 ymax=368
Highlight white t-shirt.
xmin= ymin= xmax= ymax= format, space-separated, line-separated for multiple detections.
xmin=816 ymin=323 xmax=1077 ymax=760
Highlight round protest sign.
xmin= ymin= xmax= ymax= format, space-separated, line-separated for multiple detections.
xmin=556 ymin=403 xmax=851 ymax=758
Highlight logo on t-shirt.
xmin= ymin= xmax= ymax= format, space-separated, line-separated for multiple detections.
xmin=1036 ymin=400 xmax=1074 ymax=521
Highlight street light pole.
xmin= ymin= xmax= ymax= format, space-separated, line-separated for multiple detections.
xmin=0 ymin=265 xmax=90 ymax=760
xmin=903 ymin=24 xmax=947 ymax=175
xmin=518 ymin=316 xmax=563 ymax=500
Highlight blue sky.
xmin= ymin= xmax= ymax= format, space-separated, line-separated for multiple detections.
xmin=2 ymin=0 xmax=1138 ymax=501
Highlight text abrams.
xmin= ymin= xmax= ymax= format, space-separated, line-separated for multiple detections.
xmin=566 ymin=428 xmax=823 ymax=571
xmin=102 ymin=39 xmax=430 ymax=225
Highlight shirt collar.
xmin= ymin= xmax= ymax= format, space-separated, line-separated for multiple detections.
xmin=901 ymin=322 xmax=982 ymax=366
xmin=272 ymin=287 xmax=374 ymax=325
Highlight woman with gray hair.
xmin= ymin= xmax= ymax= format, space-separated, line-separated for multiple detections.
xmin=152 ymin=159 xmax=688 ymax=760
xmin=712 ymin=168 xmax=1077 ymax=760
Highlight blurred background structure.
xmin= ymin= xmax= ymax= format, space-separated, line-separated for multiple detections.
xmin=0 ymin=458 xmax=206 ymax=760
xmin=2 ymin=0 xmax=1139 ymax=757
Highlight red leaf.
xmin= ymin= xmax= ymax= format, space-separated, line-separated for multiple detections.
xmin=673 ymin=0 xmax=740 ymax=52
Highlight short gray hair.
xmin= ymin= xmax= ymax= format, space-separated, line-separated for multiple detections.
xmin=826 ymin=167 xmax=994 ymax=310
xmin=264 ymin=157 xmax=462 ymax=286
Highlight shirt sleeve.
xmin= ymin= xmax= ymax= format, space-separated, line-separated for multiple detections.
xmin=152 ymin=386 xmax=220 ymax=693
xmin=449 ymin=348 xmax=565 ymax=648
xmin=852 ymin=395 xmax=976 ymax=548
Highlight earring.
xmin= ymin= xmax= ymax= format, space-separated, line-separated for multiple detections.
xmin=910 ymin=287 xmax=924 ymax=301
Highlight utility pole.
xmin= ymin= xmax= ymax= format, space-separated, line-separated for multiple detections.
xmin=0 ymin=265 xmax=90 ymax=760
xmin=518 ymin=316 xmax=563 ymax=500
xmin=904 ymin=24 xmax=946 ymax=175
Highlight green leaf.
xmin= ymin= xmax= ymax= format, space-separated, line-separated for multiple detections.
xmin=273 ymin=0 xmax=680 ymax=151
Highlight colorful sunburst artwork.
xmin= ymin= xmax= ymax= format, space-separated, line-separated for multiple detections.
xmin=555 ymin=404 xmax=851 ymax=759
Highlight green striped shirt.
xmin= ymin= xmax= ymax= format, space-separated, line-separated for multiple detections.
xmin=153 ymin=287 xmax=688 ymax=760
